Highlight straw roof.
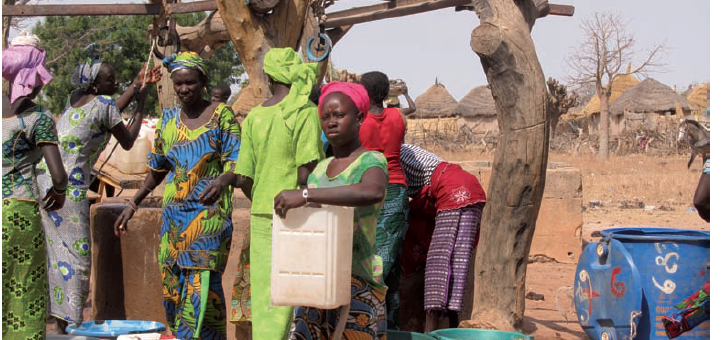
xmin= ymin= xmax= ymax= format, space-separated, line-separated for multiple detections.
xmin=610 ymin=78 xmax=692 ymax=115
xmin=455 ymin=85 xmax=496 ymax=118
xmin=686 ymin=82 xmax=710 ymax=113
xmin=581 ymin=73 xmax=640 ymax=117
xmin=413 ymin=82 xmax=457 ymax=118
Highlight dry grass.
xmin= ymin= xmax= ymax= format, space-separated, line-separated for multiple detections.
xmin=421 ymin=146 xmax=701 ymax=209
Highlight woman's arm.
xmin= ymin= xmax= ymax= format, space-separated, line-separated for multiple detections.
xmin=39 ymin=143 xmax=68 ymax=211
xmin=399 ymin=86 xmax=416 ymax=116
xmin=113 ymin=169 xmax=167 ymax=236
xmin=274 ymin=167 xmax=387 ymax=218
xmin=297 ymin=160 xmax=318 ymax=188
xmin=110 ymin=85 xmax=148 ymax=150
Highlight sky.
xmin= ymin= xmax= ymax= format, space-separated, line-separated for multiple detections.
xmin=328 ymin=0 xmax=711 ymax=101
xmin=6 ymin=0 xmax=712 ymax=101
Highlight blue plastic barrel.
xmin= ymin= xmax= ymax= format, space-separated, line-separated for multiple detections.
xmin=66 ymin=320 xmax=166 ymax=337
xmin=429 ymin=328 xmax=533 ymax=340
xmin=387 ymin=330 xmax=437 ymax=340
xmin=575 ymin=227 xmax=710 ymax=340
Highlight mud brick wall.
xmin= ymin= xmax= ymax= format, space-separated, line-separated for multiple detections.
xmin=460 ymin=161 xmax=584 ymax=263
xmin=89 ymin=189 xmax=253 ymax=339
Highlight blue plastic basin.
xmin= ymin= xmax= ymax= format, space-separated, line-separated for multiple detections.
xmin=430 ymin=328 xmax=533 ymax=340
xmin=66 ymin=320 xmax=166 ymax=337
xmin=387 ymin=330 xmax=437 ymax=340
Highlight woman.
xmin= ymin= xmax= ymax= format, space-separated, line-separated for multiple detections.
xmin=202 ymin=47 xmax=324 ymax=339
xmin=398 ymin=143 xmax=486 ymax=333
xmin=36 ymin=50 xmax=158 ymax=330
xmin=693 ymin=157 xmax=709 ymax=222
xmin=274 ymin=81 xmax=388 ymax=340
xmin=114 ymin=52 xmax=241 ymax=339
xmin=359 ymin=71 xmax=408 ymax=330
xmin=2 ymin=33 xmax=69 ymax=339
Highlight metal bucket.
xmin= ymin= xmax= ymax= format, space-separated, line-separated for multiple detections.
xmin=574 ymin=227 xmax=710 ymax=340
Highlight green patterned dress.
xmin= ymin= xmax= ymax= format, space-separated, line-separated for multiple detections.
xmin=288 ymin=150 xmax=389 ymax=340
xmin=2 ymin=106 xmax=60 ymax=339
xmin=36 ymin=94 xmax=123 ymax=323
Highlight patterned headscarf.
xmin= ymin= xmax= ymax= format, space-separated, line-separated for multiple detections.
xmin=2 ymin=44 xmax=53 ymax=105
xmin=163 ymin=51 xmax=208 ymax=76
xmin=70 ymin=45 xmax=103 ymax=91
xmin=262 ymin=48 xmax=319 ymax=126
xmin=318 ymin=81 xmax=370 ymax=118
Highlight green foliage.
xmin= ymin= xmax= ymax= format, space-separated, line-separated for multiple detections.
xmin=33 ymin=13 xmax=243 ymax=117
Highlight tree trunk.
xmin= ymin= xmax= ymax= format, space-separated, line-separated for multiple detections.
xmin=217 ymin=0 xmax=314 ymax=116
xmin=463 ymin=0 xmax=549 ymax=332
xmin=153 ymin=42 xmax=179 ymax=114
xmin=598 ymin=92 xmax=610 ymax=159
xmin=2 ymin=0 xmax=13 ymax=97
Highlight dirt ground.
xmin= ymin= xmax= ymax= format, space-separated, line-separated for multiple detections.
xmin=47 ymin=152 xmax=710 ymax=339
xmin=489 ymin=152 xmax=710 ymax=340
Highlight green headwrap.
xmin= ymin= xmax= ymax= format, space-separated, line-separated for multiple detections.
xmin=263 ymin=48 xmax=319 ymax=127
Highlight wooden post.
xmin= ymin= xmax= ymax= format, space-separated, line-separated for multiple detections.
xmin=216 ymin=0 xmax=315 ymax=116
xmin=463 ymin=0 xmax=549 ymax=331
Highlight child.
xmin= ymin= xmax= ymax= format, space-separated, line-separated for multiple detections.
xmin=274 ymin=81 xmax=389 ymax=340
xmin=210 ymin=84 xmax=231 ymax=103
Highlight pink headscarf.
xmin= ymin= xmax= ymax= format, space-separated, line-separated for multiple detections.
xmin=2 ymin=45 xmax=53 ymax=105
xmin=318 ymin=81 xmax=370 ymax=118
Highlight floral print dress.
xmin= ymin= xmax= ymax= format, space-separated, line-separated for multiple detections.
xmin=36 ymin=94 xmax=123 ymax=322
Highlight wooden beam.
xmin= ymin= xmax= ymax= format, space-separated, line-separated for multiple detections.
xmin=548 ymin=4 xmax=574 ymax=16
xmin=324 ymin=0 xmax=573 ymax=28
xmin=2 ymin=0 xmax=217 ymax=17
xmin=324 ymin=0 xmax=469 ymax=28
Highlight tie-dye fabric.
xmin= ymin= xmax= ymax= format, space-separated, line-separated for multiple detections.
xmin=148 ymin=102 xmax=241 ymax=338
xmin=36 ymin=95 xmax=122 ymax=323
xmin=306 ymin=150 xmax=388 ymax=293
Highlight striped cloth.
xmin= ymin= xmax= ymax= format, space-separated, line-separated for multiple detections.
xmin=400 ymin=144 xmax=443 ymax=197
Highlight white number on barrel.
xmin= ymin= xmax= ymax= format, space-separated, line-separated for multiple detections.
xmin=652 ymin=242 xmax=679 ymax=294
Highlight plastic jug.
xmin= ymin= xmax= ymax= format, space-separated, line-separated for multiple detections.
xmin=116 ymin=130 xmax=150 ymax=174
xmin=271 ymin=205 xmax=354 ymax=309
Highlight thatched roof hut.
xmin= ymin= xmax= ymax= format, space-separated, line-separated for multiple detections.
xmin=610 ymin=78 xmax=692 ymax=115
xmin=581 ymin=73 xmax=640 ymax=117
xmin=686 ymin=82 xmax=710 ymax=113
xmin=413 ymin=82 xmax=457 ymax=118
xmin=455 ymin=85 xmax=496 ymax=118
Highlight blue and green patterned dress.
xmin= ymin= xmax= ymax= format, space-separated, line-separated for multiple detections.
xmin=2 ymin=106 xmax=60 ymax=339
xmin=148 ymin=103 xmax=240 ymax=339
xmin=36 ymin=94 xmax=123 ymax=323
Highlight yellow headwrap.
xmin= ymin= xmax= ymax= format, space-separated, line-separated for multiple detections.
xmin=263 ymin=48 xmax=319 ymax=127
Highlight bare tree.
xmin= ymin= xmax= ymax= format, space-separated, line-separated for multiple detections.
xmin=566 ymin=11 xmax=665 ymax=159
xmin=547 ymin=77 xmax=578 ymax=138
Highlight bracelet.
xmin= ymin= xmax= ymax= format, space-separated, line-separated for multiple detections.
xmin=302 ymin=188 xmax=309 ymax=204
xmin=51 ymin=186 xmax=67 ymax=195
xmin=141 ymin=184 xmax=153 ymax=193
xmin=125 ymin=198 xmax=138 ymax=212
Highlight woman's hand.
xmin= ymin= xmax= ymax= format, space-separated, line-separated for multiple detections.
xmin=42 ymin=188 xmax=65 ymax=211
xmin=274 ymin=189 xmax=307 ymax=219
xmin=199 ymin=180 xmax=224 ymax=206
xmin=133 ymin=64 xmax=163 ymax=89
xmin=113 ymin=206 xmax=135 ymax=237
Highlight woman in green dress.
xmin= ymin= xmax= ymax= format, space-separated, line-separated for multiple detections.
xmin=2 ymin=33 xmax=69 ymax=340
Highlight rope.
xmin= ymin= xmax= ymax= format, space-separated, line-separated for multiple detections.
xmin=91 ymin=37 xmax=155 ymax=190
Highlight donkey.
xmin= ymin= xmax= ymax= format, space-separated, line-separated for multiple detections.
xmin=677 ymin=119 xmax=710 ymax=169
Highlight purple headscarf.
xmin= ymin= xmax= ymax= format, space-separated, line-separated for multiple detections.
xmin=2 ymin=45 xmax=53 ymax=105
